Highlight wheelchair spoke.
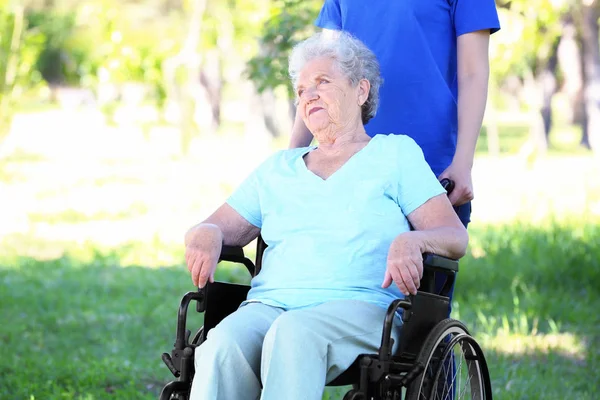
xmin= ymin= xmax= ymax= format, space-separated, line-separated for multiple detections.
xmin=431 ymin=339 xmax=479 ymax=400
xmin=406 ymin=320 xmax=491 ymax=400
xmin=459 ymin=373 xmax=474 ymax=399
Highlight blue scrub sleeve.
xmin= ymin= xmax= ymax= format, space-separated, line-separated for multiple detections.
xmin=315 ymin=0 xmax=342 ymax=30
xmin=452 ymin=0 xmax=501 ymax=36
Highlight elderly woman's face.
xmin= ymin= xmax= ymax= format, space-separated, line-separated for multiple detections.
xmin=296 ymin=57 xmax=368 ymax=135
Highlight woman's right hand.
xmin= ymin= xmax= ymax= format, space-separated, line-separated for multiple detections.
xmin=185 ymin=224 xmax=223 ymax=288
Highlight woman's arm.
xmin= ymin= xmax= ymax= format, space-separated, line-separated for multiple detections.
xmin=185 ymin=203 xmax=260 ymax=247
xmin=383 ymin=194 xmax=468 ymax=295
xmin=185 ymin=203 xmax=260 ymax=287
xmin=405 ymin=194 xmax=469 ymax=259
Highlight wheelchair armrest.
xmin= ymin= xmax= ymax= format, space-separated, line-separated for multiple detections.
xmin=422 ymin=253 xmax=458 ymax=273
xmin=219 ymin=245 xmax=245 ymax=261
xmin=218 ymin=245 xmax=256 ymax=276
xmin=420 ymin=253 xmax=458 ymax=297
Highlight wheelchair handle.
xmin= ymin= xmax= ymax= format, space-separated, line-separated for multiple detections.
xmin=379 ymin=299 xmax=412 ymax=361
xmin=440 ymin=178 xmax=455 ymax=194
xmin=176 ymin=291 xmax=204 ymax=349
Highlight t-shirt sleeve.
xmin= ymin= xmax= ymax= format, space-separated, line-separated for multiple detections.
xmin=452 ymin=0 xmax=501 ymax=36
xmin=395 ymin=136 xmax=446 ymax=216
xmin=314 ymin=0 xmax=342 ymax=30
xmin=225 ymin=157 xmax=273 ymax=229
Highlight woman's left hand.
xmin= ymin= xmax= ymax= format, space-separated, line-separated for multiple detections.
xmin=382 ymin=232 xmax=424 ymax=296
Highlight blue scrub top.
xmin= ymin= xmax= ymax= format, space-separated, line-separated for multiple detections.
xmin=315 ymin=0 xmax=500 ymax=176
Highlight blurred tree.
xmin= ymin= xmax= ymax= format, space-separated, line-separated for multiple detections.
xmin=492 ymin=0 xmax=568 ymax=155
xmin=0 ymin=1 xmax=45 ymax=142
xmin=162 ymin=0 xmax=209 ymax=154
xmin=245 ymin=0 xmax=321 ymax=137
xmin=558 ymin=14 xmax=586 ymax=146
xmin=247 ymin=0 xmax=321 ymax=98
xmin=26 ymin=10 xmax=77 ymax=85
xmin=578 ymin=0 xmax=600 ymax=152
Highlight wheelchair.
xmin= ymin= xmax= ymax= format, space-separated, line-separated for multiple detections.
xmin=159 ymin=236 xmax=493 ymax=400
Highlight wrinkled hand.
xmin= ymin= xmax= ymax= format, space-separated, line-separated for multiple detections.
xmin=382 ymin=233 xmax=424 ymax=296
xmin=438 ymin=161 xmax=474 ymax=206
xmin=185 ymin=226 xmax=223 ymax=288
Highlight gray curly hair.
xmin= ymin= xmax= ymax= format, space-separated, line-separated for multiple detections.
xmin=289 ymin=31 xmax=383 ymax=125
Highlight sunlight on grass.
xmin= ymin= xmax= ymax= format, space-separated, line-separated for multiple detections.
xmin=481 ymin=332 xmax=586 ymax=360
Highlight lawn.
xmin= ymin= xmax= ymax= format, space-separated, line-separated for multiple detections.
xmin=1 ymin=220 xmax=598 ymax=400
xmin=1 ymin=110 xmax=598 ymax=399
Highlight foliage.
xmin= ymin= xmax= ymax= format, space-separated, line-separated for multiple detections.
xmin=64 ymin=2 xmax=185 ymax=105
xmin=0 ymin=3 xmax=45 ymax=139
xmin=26 ymin=10 xmax=80 ymax=85
xmin=246 ymin=0 xmax=322 ymax=97
xmin=492 ymin=0 xmax=568 ymax=82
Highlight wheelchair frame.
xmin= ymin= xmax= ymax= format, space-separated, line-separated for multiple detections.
xmin=159 ymin=236 xmax=492 ymax=400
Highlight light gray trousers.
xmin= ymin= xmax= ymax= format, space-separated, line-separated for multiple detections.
xmin=189 ymin=299 xmax=402 ymax=400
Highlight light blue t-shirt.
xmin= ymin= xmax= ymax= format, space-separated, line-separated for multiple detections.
xmin=315 ymin=0 xmax=500 ymax=176
xmin=226 ymin=134 xmax=445 ymax=311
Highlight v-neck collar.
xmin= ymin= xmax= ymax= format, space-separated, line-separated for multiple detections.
xmin=296 ymin=136 xmax=379 ymax=183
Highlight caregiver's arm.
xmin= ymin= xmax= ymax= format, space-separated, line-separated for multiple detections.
xmin=289 ymin=109 xmax=314 ymax=148
xmin=383 ymin=194 xmax=468 ymax=295
xmin=185 ymin=204 xmax=260 ymax=287
xmin=439 ymin=30 xmax=491 ymax=206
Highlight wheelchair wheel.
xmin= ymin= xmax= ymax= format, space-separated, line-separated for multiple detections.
xmin=191 ymin=326 xmax=204 ymax=346
xmin=406 ymin=319 xmax=492 ymax=400
xmin=159 ymin=381 xmax=190 ymax=400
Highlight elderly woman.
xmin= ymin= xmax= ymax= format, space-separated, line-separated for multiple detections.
xmin=185 ymin=32 xmax=468 ymax=400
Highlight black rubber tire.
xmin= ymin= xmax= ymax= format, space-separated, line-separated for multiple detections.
xmin=191 ymin=326 xmax=204 ymax=346
xmin=405 ymin=319 xmax=491 ymax=400
xmin=342 ymin=389 xmax=367 ymax=400
xmin=158 ymin=381 xmax=190 ymax=400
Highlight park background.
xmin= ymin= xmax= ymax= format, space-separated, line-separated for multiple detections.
xmin=0 ymin=0 xmax=599 ymax=399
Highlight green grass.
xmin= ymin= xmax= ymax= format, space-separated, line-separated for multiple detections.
xmin=476 ymin=122 xmax=591 ymax=155
xmin=455 ymin=221 xmax=600 ymax=399
xmin=0 ymin=243 xmax=251 ymax=400
xmin=1 ymin=219 xmax=598 ymax=400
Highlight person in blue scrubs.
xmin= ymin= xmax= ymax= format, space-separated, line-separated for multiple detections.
xmin=289 ymin=0 xmax=501 ymax=228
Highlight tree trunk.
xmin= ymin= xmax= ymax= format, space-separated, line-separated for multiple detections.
xmin=0 ymin=6 xmax=25 ymax=141
xmin=540 ymin=37 xmax=560 ymax=141
xmin=577 ymin=40 xmax=590 ymax=149
xmin=522 ymin=71 xmax=548 ymax=155
xmin=558 ymin=15 xmax=589 ymax=148
xmin=484 ymin=80 xmax=500 ymax=156
xmin=161 ymin=0 xmax=208 ymax=155
xmin=199 ymin=50 xmax=221 ymax=131
xmin=580 ymin=0 xmax=600 ymax=153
